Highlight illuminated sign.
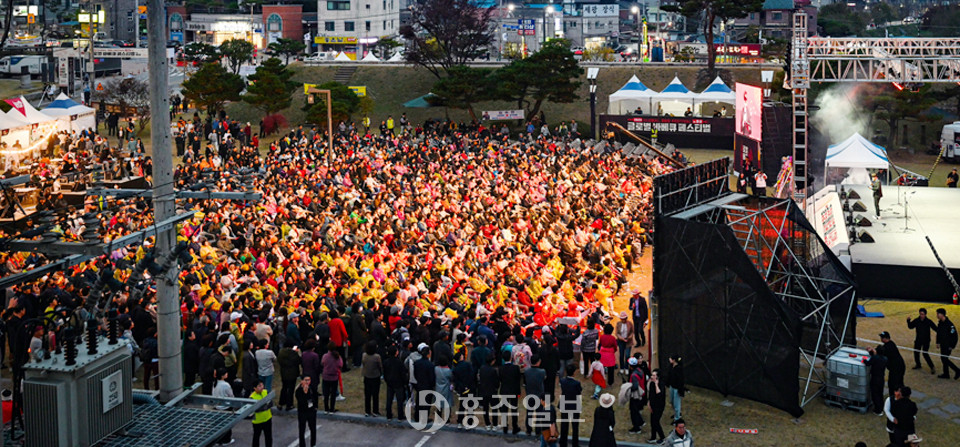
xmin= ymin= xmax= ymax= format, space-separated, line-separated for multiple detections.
xmin=315 ymin=36 xmax=358 ymax=45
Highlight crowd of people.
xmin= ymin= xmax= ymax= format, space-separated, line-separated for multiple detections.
xmin=1 ymin=112 xmax=697 ymax=447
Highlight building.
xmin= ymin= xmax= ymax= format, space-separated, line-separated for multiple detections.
xmin=165 ymin=4 xmax=303 ymax=49
xmin=493 ymin=3 xmax=620 ymax=57
xmin=732 ymin=0 xmax=817 ymax=40
xmin=99 ymin=0 xmax=140 ymax=44
xmin=315 ymin=0 xmax=401 ymax=57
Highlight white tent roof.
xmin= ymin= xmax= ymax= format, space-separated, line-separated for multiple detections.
xmin=387 ymin=52 xmax=403 ymax=62
xmin=825 ymin=132 xmax=890 ymax=170
xmin=655 ymin=76 xmax=694 ymax=101
xmin=360 ymin=52 xmax=380 ymax=62
xmin=6 ymin=96 xmax=55 ymax=124
xmin=0 ymin=110 xmax=29 ymax=131
xmin=42 ymin=93 xmax=95 ymax=117
xmin=694 ymin=76 xmax=735 ymax=103
xmin=609 ymin=75 xmax=655 ymax=101
xmin=334 ymin=52 xmax=352 ymax=61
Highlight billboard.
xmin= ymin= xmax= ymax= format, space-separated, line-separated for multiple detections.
xmin=735 ymin=83 xmax=762 ymax=142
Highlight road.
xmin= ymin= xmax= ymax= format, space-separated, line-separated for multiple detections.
xmin=229 ymin=413 xmax=539 ymax=447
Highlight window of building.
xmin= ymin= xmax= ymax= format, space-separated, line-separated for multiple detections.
xmin=749 ymin=13 xmax=756 ymax=20
xmin=327 ymin=1 xmax=350 ymax=11
xmin=772 ymin=12 xmax=782 ymax=21
xmin=345 ymin=21 xmax=355 ymax=31
xmin=383 ymin=20 xmax=387 ymax=30
xmin=366 ymin=4 xmax=371 ymax=9
xmin=366 ymin=21 xmax=371 ymax=31
xmin=267 ymin=13 xmax=283 ymax=32
xmin=382 ymin=0 xmax=386 ymax=9
xmin=325 ymin=21 xmax=336 ymax=31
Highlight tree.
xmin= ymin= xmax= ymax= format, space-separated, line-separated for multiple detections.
xmin=219 ymin=38 xmax=254 ymax=74
xmin=93 ymin=77 xmax=151 ymax=135
xmin=431 ymin=66 xmax=493 ymax=121
xmin=304 ymin=82 xmax=360 ymax=128
xmin=920 ymin=5 xmax=960 ymax=37
xmin=181 ymin=62 xmax=245 ymax=116
xmin=243 ymin=57 xmax=297 ymax=115
xmin=267 ymin=38 xmax=306 ymax=64
xmin=662 ymin=0 xmax=762 ymax=74
xmin=183 ymin=41 xmax=220 ymax=63
xmin=491 ymin=39 xmax=583 ymax=122
xmin=400 ymin=0 xmax=495 ymax=78
xmin=375 ymin=38 xmax=403 ymax=59
xmin=870 ymin=2 xmax=897 ymax=26
xmin=817 ymin=3 xmax=868 ymax=37
xmin=873 ymin=84 xmax=940 ymax=148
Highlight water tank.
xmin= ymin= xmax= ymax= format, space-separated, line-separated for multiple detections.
xmin=824 ymin=345 xmax=871 ymax=413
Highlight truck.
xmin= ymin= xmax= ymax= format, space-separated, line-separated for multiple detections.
xmin=0 ymin=55 xmax=46 ymax=76
xmin=939 ymin=122 xmax=960 ymax=162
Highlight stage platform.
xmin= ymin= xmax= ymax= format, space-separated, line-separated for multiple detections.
xmin=845 ymin=185 xmax=960 ymax=301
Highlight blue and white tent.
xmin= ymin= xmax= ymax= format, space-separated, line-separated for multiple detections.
xmin=825 ymin=132 xmax=889 ymax=170
xmin=652 ymin=76 xmax=695 ymax=116
xmin=42 ymin=93 xmax=96 ymax=132
xmin=693 ymin=76 xmax=735 ymax=114
xmin=607 ymin=75 xmax=655 ymax=115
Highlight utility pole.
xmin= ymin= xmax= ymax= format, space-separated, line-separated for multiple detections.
xmin=147 ymin=0 xmax=182 ymax=402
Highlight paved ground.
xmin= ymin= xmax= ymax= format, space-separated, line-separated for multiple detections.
xmin=229 ymin=413 xmax=541 ymax=447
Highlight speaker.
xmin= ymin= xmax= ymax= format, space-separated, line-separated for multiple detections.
xmin=858 ymin=230 xmax=875 ymax=243
xmin=843 ymin=200 xmax=850 ymax=211
xmin=855 ymin=215 xmax=872 ymax=227
xmin=852 ymin=201 xmax=868 ymax=212
xmin=848 ymin=190 xmax=861 ymax=199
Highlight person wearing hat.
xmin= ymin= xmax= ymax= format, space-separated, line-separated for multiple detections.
xmin=661 ymin=418 xmax=693 ymax=447
xmin=870 ymin=173 xmax=883 ymax=219
xmin=947 ymin=167 xmax=958 ymax=188
xmin=626 ymin=356 xmax=646 ymax=434
xmin=878 ymin=331 xmax=906 ymax=397
xmin=589 ymin=393 xmax=617 ymax=447
xmin=615 ymin=311 xmax=635 ymax=375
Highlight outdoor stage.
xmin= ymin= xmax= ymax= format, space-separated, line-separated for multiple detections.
xmin=846 ymin=185 xmax=960 ymax=301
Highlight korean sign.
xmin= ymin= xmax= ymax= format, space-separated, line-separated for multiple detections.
xmin=582 ymin=4 xmax=619 ymax=17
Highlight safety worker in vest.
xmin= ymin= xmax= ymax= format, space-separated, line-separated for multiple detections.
xmin=251 ymin=380 xmax=273 ymax=446
xmin=386 ymin=115 xmax=395 ymax=135
xmin=651 ymin=128 xmax=659 ymax=145
xmin=362 ymin=115 xmax=371 ymax=134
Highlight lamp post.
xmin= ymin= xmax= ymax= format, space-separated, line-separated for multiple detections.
xmin=587 ymin=67 xmax=599 ymax=140
xmin=631 ymin=5 xmax=640 ymax=61
xmin=504 ymin=3 xmax=515 ymax=59
xmin=543 ymin=5 xmax=554 ymax=46
xmin=78 ymin=9 xmax=105 ymax=105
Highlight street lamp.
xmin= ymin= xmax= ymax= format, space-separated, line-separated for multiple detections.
xmin=587 ymin=67 xmax=599 ymax=140
xmin=543 ymin=5 xmax=555 ymax=45
xmin=78 ymin=9 xmax=105 ymax=104
xmin=631 ymin=5 xmax=640 ymax=61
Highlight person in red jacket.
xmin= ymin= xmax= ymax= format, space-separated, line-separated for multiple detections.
xmin=328 ymin=309 xmax=350 ymax=371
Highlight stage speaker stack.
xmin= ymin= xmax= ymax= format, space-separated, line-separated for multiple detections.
xmin=858 ymin=230 xmax=875 ymax=243
xmin=848 ymin=190 xmax=861 ymax=199
xmin=855 ymin=215 xmax=872 ymax=227
xmin=852 ymin=201 xmax=868 ymax=212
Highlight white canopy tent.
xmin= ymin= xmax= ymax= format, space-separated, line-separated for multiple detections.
xmin=607 ymin=75 xmax=656 ymax=115
xmin=652 ymin=77 xmax=695 ymax=116
xmin=693 ymin=76 xmax=735 ymax=116
xmin=7 ymin=96 xmax=56 ymax=125
xmin=334 ymin=52 xmax=352 ymax=61
xmin=824 ymin=132 xmax=890 ymax=185
xmin=387 ymin=52 xmax=404 ymax=62
xmin=42 ymin=93 xmax=96 ymax=132
xmin=360 ymin=52 xmax=380 ymax=62
xmin=0 ymin=112 xmax=38 ymax=171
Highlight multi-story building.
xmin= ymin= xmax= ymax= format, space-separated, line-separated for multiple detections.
xmin=493 ymin=2 xmax=620 ymax=57
xmin=732 ymin=0 xmax=817 ymax=41
xmin=165 ymin=4 xmax=304 ymax=49
xmin=315 ymin=0 xmax=401 ymax=56
xmin=99 ymin=0 xmax=140 ymax=44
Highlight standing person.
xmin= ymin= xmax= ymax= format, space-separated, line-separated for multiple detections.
xmin=434 ymin=356 xmax=454 ymax=421
xmin=754 ymin=169 xmax=768 ymax=197
xmin=412 ymin=345 xmax=436 ymax=423
xmin=947 ymin=168 xmax=958 ymax=188
xmin=320 ymin=342 xmax=343 ymax=413
xmin=255 ymin=339 xmax=277 ymax=392
xmin=250 ymin=380 xmax=273 ymax=447
xmin=580 ymin=316 xmax=599 ymax=370
xmin=183 ymin=330 xmax=200 ymax=387
xmin=646 ymin=369 xmax=667 ymax=444
xmin=540 ymin=333 xmax=560 ymax=402
xmin=556 ymin=324 xmax=579 ymax=378
xmin=615 ymin=312 xmax=634 ymax=374
xmin=478 ymin=352 xmax=501 ymax=430
xmin=878 ymin=331 xmax=906 ymax=396
xmin=865 ymin=346 xmax=888 ymax=416
xmin=140 ymin=328 xmax=159 ymax=390
xmin=382 ymin=345 xmax=408 ymax=421
xmin=906 ymin=308 xmax=937 ymax=374
xmin=626 ymin=357 xmax=646 ymax=434
xmin=871 ymin=173 xmax=883 ymax=219
xmin=295 ymin=376 xmax=318 ymax=447
xmin=301 ymin=340 xmax=321 ymax=394
xmin=361 ymin=341 xmax=383 ymax=417
xmin=884 ymin=386 xmax=918 ymax=446
xmin=278 ymin=341 xmax=302 ymax=411
xmin=629 ymin=293 xmax=648 ymax=346
xmin=598 ymin=324 xmax=618 ymax=386
xmin=523 ymin=354 xmax=547 ymax=435
xmin=588 ymin=393 xmax=617 ymax=447
xmin=558 ymin=364 xmax=582 ymax=447
xmin=452 ymin=350 xmax=477 ymax=428
xmin=935 ymin=308 xmax=960 ymax=379
xmin=667 ymin=356 xmax=685 ymax=423
xmin=212 ymin=369 xmax=235 ymax=445
xmin=242 ymin=340 xmax=260 ymax=397
xmin=498 ymin=350 xmax=522 ymax=434
xmin=662 ymin=418 xmax=694 ymax=447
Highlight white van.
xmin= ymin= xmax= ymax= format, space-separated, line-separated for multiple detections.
xmin=939 ymin=121 xmax=960 ymax=162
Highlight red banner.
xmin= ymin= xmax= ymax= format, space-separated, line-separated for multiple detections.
xmin=5 ymin=98 xmax=25 ymax=117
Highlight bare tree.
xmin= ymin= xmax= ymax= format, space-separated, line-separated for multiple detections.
xmin=400 ymin=0 xmax=495 ymax=78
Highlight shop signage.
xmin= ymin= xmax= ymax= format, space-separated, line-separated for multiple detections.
xmin=315 ymin=36 xmax=358 ymax=45
xmin=624 ymin=116 xmax=713 ymax=134
xmin=185 ymin=22 xmax=210 ymax=32
xmin=348 ymin=86 xmax=366 ymax=97
xmin=582 ymin=4 xmax=619 ymax=17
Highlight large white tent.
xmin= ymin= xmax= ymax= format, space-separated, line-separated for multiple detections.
xmin=693 ymin=76 xmax=735 ymax=115
xmin=607 ymin=75 xmax=656 ymax=115
xmin=653 ymin=76 xmax=695 ymax=116
xmin=0 ymin=111 xmax=37 ymax=171
xmin=42 ymin=93 xmax=96 ymax=132
xmin=825 ymin=132 xmax=890 ymax=185
xmin=360 ymin=52 xmax=380 ymax=62
xmin=6 ymin=96 xmax=55 ymax=125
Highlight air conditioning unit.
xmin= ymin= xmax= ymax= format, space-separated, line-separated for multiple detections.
xmin=22 ymin=338 xmax=133 ymax=447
